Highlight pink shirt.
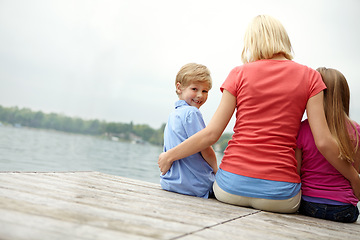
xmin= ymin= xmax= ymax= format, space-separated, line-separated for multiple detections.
xmin=297 ymin=119 xmax=359 ymax=206
xmin=220 ymin=60 xmax=325 ymax=183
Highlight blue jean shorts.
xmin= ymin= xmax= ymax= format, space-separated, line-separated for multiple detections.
xmin=299 ymin=199 xmax=359 ymax=223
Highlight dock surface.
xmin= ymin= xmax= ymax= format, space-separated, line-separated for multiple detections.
xmin=0 ymin=171 xmax=359 ymax=239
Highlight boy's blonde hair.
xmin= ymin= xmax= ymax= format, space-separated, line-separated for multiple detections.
xmin=317 ymin=67 xmax=359 ymax=163
xmin=241 ymin=15 xmax=294 ymax=63
xmin=175 ymin=63 xmax=212 ymax=95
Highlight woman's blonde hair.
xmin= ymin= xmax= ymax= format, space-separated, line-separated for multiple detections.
xmin=241 ymin=15 xmax=293 ymax=63
xmin=317 ymin=67 xmax=359 ymax=163
xmin=175 ymin=63 xmax=212 ymax=95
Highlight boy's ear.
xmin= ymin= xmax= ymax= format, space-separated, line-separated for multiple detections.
xmin=176 ymin=82 xmax=182 ymax=94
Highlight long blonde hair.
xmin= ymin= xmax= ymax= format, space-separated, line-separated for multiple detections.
xmin=317 ymin=67 xmax=359 ymax=163
xmin=241 ymin=15 xmax=293 ymax=63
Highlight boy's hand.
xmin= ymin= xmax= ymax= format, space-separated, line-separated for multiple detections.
xmin=158 ymin=152 xmax=172 ymax=175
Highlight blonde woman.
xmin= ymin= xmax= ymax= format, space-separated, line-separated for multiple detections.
xmin=296 ymin=68 xmax=360 ymax=222
xmin=158 ymin=15 xmax=360 ymax=213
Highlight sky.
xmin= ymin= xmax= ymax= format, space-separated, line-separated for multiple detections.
xmin=0 ymin=0 xmax=359 ymax=133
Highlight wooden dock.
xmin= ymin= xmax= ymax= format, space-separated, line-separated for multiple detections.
xmin=0 ymin=172 xmax=359 ymax=239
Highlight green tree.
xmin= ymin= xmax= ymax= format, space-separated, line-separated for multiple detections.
xmin=31 ymin=111 xmax=45 ymax=128
xmin=216 ymin=133 xmax=233 ymax=153
xmin=0 ymin=105 xmax=166 ymax=146
xmin=149 ymin=123 xmax=166 ymax=145
xmin=133 ymin=124 xmax=155 ymax=142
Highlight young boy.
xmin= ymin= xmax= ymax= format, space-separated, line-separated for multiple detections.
xmin=160 ymin=63 xmax=217 ymax=198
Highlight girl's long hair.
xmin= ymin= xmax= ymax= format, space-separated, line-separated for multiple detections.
xmin=317 ymin=67 xmax=359 ymax=163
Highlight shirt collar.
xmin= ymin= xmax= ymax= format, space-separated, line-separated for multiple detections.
xmin=175 ymin=100 xmax=189 ymax=109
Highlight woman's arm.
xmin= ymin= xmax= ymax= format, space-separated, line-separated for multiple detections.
xmin=158 ymin=90 xmax=236 ymax=175
xmin=306 ymin=91 xmax=360 ymax=199
xmin=201 ymin=146 xmax=218 ymax=174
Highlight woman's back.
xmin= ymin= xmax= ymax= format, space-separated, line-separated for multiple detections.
xmin=220 ymin=60 xmax=325 ymax=183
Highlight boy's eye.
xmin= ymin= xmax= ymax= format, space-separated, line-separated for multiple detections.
xmin=203 ymin=90 xmax=208 ymax=93
xmin=192 ymin=88 xmax=197 ymax=91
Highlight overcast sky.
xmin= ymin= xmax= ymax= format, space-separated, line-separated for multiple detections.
xmin=0 ymin=0 xmax=359 ymax=132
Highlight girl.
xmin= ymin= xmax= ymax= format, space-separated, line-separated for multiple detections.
xmin=158 ymin=15 xmax=360 ymax=214
xmin=296 ymin=67 xmax=360 ymax=222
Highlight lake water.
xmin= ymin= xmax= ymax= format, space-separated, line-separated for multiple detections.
xmin=0 ymin=125 xmax=163 ymax=183
xmin=0 ymin=125 xmax=223 ymax=184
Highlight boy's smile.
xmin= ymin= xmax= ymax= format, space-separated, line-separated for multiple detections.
xmin=177 ymin=82 xmax=210 ymax=109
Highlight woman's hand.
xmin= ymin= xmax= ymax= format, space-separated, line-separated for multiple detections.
xmin=158 ymin=152 xmax=173 ymax=175
xmin=350 ymin=174 xmax=360 ymax=200
xmin=158 ymin=91 xmax=236 ymax=176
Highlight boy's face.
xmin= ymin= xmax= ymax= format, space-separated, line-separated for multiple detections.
xmin=177 ymin=82 xmax=210 ymax=109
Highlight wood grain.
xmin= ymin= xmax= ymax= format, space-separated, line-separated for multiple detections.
xmin=0 ymin=172 xmax=358 ymax=239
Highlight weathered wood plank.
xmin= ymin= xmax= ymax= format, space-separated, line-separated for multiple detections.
xmin=179 ymin=211 xmax=360 ymax=240
xmin=0 ymin=172 xmax=359 ymax=240
xmin=0 ymin=172 xmax=255 ymax=239
xmin=0 ymin=208 xmax=147 ymax=240
xmin=0 ymin=172 xmax=255 ymax=225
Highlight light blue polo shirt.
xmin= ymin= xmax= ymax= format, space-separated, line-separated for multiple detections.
xmin=160 ymin=100 xmax=215 ymax=198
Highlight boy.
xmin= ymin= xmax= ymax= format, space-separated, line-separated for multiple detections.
xmin=160 ymin=63 xmax=217 ymax=198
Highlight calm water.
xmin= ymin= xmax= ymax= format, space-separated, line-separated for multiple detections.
xmin=0 ymin=125 xmax=163 ymax=183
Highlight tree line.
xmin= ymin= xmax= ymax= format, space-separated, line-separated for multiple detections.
xmin=0 ymin=105 xmax=232 ymax=152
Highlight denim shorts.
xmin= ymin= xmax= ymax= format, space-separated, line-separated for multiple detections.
xmin=299 ymin=199 xmax=359 ymax=223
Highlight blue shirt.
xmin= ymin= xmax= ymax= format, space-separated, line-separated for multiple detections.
xmin=216 ymin=168 xmax=301 ymax=200
xmin=160 ymin=100 xmax=215 ymax=198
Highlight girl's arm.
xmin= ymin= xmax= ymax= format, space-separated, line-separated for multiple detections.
xmin=158 ymin=90 xmax=236 ymax=175
xmin=295 ymin=148 xmax=302 ymax=176
xmin=353 ymin=143 xmax=360 ymax=173
xmin=352 ymin=124 xmax=360 ymax=173
xmin=201 ymin=146 xmax=218 ymax=174
xmin=306 ymin=91 xmax=360 ymax=199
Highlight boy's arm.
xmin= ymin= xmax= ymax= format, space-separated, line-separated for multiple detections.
xmin=201 ymin=146 xmax=218 ymax=174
